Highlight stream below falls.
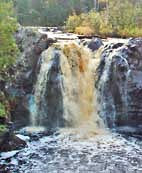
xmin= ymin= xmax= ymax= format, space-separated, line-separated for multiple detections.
xmin=1 ymin=130 xmax=142 ymax=173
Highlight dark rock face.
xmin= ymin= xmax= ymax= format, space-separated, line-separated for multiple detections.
xmin=96 ymin=38 xmax=142 ymax=132
xmin=0 ymin=131 xmax=26 ymax=152
xmin=43 ymin=53 xmax=64 ymax=128
xmin=14 ymin=27 xmax=56 ymax=94
xmin=82 ymin=37 xmax=103 ymax=51
xmin=88 ymin=38 xmax=103 ymax=51
xmin=7 ymin=27 xmax=56 ymax=128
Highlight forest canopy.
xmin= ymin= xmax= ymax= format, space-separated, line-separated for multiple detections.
xmin=66 ymin=0 xmax=142 ymax=37
xmin=14 ymin=0 xmax=94 ymax=26
xmin=13 ymin=0 xmax=142 ymax=37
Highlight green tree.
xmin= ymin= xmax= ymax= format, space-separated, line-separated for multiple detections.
xmin=0 ymin=0 xmax=19 ymax=70
xmin=14 ymin=0 xmax=30 ymax=25
xmin=106 ymin=0 xmax=142 ymax=36
xmin=0 ymin=0 xmax=18 ymax=133
xmin=14 ymin=0 xmax=95 ymax=26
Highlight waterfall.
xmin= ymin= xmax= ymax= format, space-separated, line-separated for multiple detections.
xmin=97 ymin=50 xmax=116 ymax=128
xmin=28 ymin=42 xmax=104 ymax=133
xmin=29 ymin=95 xmax=37 ymax=126
xmin=96 ymin=43 xmax=131 ymax=129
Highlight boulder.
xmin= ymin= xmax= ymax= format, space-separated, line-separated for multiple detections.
xmin=0 ymin=131 xmax=26 ymax=152
xmin=86 ymin=37 xmax=103 ymax=51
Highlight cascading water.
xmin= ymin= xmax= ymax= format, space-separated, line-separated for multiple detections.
xmin=28 ymin=42 xmax=104 ymax=134
xmin=96 ymin=47 xmax=117 ymax=128
xmin=96 ymin=42 xmax=132 ymax=129
xmin=1 ymin=30 xmax=142 ymax=173
xmin=29 ymin=95 xmax=37 ymax=126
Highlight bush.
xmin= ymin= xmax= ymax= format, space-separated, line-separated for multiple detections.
xmin=0 ymin=1 xmax=18 ymax=135
xmin=0 ymin=103 xmax=6 ymax=118
xmin=66 ymin=0 xmax=142 ymax=37
xmin=65 ymin=14 xmax=82 ymax=32
xmin=0 ymin=102 xmax=7 ymax=135
xmin=75 ymin=26 xmax=94 ymax=35
xmin=0 ymin=125 xmax=7 ymax=135
xmin=87 ymin=11 xmax=101 ymax=34
xmin=119 ymin=28 xmax=142 ymax=38
xmin=0 ymin=1 xmax=19 ymax=71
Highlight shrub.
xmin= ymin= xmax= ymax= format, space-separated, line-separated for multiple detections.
xmin=0 ymin=1 xmax=18 ymax=135
xmin=65 ymin=14 xmax=82 ymax=32
xmin=87 ymin=11 xmax=101 ymax=34
xmin=0 ymin=1 xmax=19 ymax=71
xmin=75 ymin=26 xmax=94 ymax=35
xmin=0 ymin=103 xmax=6 ymax=118
xmin=66 ymin=0 xmax=142 ymax=38
xmin=0 ymin=125 xmax=7 ymax=135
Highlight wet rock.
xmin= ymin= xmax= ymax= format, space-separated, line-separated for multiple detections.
xmin=7 ymin=26 xmax=56 ymax=128
xmin=18 ymin=127 xmax=54 ymax=141
xmin=0 ymin=165 xmax=11 ymax=173
xmin=0 ymin=117 xmax=8 ymax=125
xmin=35 ymin=48 xmax=64 ymax=128
xmin=0 ymin=131 xmax=26 ymax=152
xmin=87 ymin=38 xmax=103 ymax=51
xmin=116 ymin=126 xmax=142 ymax=138
xmin=96 ymin=38 xmax=142 ymax=131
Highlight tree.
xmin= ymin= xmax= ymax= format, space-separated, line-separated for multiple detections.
xmin=14 ymin=0 xmax=95 ymax=26
xmin=0 ymin=0 xmax=19 ymax=71
xmin=0 ymin=0 xmax=18 ymax=134
xmin=14 ymin=0 xmax=30 ymax=25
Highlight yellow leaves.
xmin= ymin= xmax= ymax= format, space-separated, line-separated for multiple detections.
xmin=65 ymin=14 xmax=82 ymax=32
xmin=66 ymin=1 xmax=142 ymax=38
xmin=75 ymin=26 xmax=94 ymax=36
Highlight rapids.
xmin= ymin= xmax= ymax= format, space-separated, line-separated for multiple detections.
xmin=1 ymin=131 xmax=142 ymax=173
